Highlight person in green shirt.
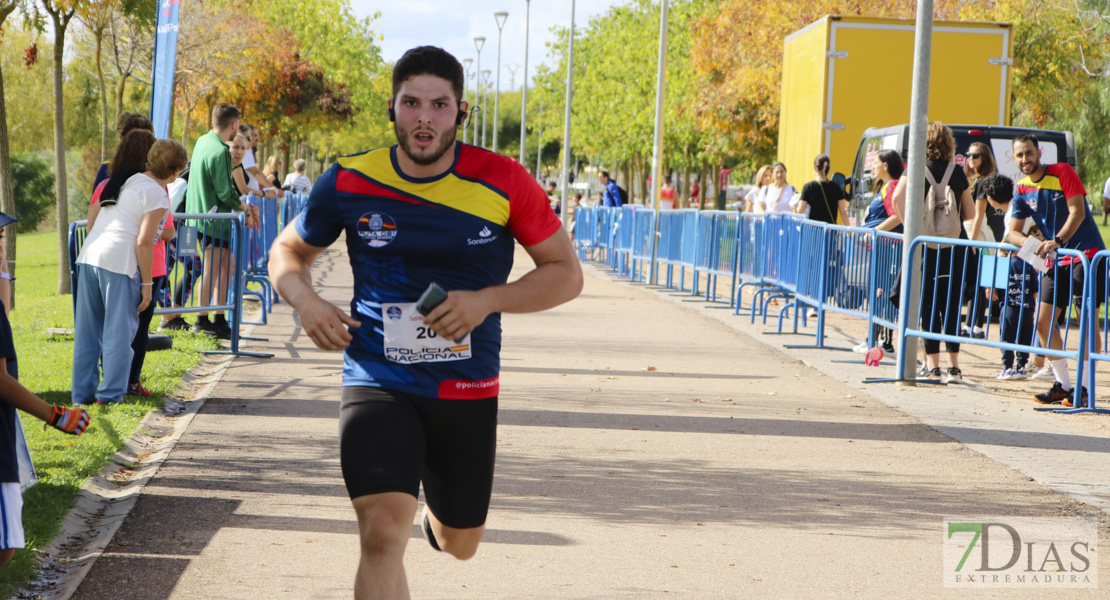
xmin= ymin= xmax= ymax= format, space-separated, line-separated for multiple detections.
xmin=184 ymin=102 xmax=259 ymax=338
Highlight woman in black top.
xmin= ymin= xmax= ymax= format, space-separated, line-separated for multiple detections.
xmin=796 ymin=153 xmax=848 ymax=226
xmin=892 ymin=122 xmax=977 ymax=383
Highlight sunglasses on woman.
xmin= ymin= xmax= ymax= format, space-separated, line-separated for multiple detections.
xmin=966 ymin=152 xmax=982 ymax=159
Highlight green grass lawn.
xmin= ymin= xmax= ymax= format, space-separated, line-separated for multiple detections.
xmin=0 ymin=230 xmax=219 ymax=597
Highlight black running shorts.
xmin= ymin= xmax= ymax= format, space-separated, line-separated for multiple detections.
xmin=339 ymin=386 xmax=498 ymax=529
xmin=1040 ymin=262 xmax=1105 ymax=310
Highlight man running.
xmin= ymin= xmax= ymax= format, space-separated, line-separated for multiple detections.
xmin=1007 ymin=134 xmax=1104 ymax=407
xmin=269 ymin=46 xmax=583 ymax=599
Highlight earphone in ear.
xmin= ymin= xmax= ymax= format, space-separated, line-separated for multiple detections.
xmin=387 ymin=107 xmax=396 ymax=122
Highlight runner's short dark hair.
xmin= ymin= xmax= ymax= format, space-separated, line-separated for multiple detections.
xmin=211 ymin=103 xmax=241 ymax=130
xmin=392 ymin=46 xmax=464 ymax=102
xmin=980 ymin=173 xmax=1014 ymax=204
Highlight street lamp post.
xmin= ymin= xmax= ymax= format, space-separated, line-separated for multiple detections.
xmin=473 ymin=36 xmax=486 ymax=146
xmin=481 ymin=70 xmax=492 ymax=148
xmin=560 ymin=0 xmax=576 ymax=230
xmin=493 ymin=11 xmax=509 ymax=153
xmin=520 ymin=0 xmax=531 ymax=167
xmin=463 ymin=58 xmax=474 ymax=137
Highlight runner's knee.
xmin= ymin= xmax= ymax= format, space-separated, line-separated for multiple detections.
xmin=438 ymin=524 xmax=484 ymax=560
xmin=352 ymin=494 xmax=416 ymax=556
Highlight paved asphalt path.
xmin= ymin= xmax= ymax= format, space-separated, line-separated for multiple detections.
xmin=72 ymin=237 xmax=1108 ymax=599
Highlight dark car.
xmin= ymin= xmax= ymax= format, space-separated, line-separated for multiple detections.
xmin=843 ymin=124 xmax=1077 ymax=211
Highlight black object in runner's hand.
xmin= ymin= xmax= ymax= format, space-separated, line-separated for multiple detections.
xmin=415 ymin=282 xmax=449 ymax=317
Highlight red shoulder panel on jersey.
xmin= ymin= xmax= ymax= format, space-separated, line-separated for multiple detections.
xmin=1047 ymin=163 xmax=1087 ymax=199
xmin=454 ymin=145 xmax=514 ymax=196
xmin=336 ymin=170 xmax=430 ymax=206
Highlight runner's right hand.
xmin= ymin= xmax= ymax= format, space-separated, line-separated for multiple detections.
xmin=300 ymin=296 xmax=361 ymax=351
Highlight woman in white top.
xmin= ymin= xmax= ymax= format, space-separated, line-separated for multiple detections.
xmin=743 ymin=165 xmax=771 ymax=213
xmin=72 ymin=139 xmax=188 ymax=405
xmin=754 ymin=162 xmax=797 ymax=213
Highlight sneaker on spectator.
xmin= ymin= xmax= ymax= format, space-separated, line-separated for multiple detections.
xmin=158 ymin=316 xmax=189 ymax=331
xmin=852 ymin=342 xmax=869 ymax=354
xmin=1009 ymin=367 xmax=1028 ymax=380
xmin=1031 ymin=365 xmax=1054 ymax=380
xmin=191 ymin=318 xmax=221 ymax=337
xmin=212 ymin=317 xmax=233 ymax=340
xmin=127 ymin=382 xmax=152 ymax=397
xmin=923 ymin=366 xmax=943 ymax=380
xmin=972 ymin=326 xmax=986 ymax=339
xmin=1062 ymin=387 xmax=1089 ymax=408
xmin=943 ymin=367 xmax=964 ymax=384
xmin=996 ymin=368 xmax=1014 ymax=380
xmin=881 ymin=341 xmax=896 ymax=355
xmin=1034 ymin=381 xmax=1071 ymax=404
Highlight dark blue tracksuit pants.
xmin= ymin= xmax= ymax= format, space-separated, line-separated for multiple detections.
xmin=1001 ymin=257 xmax=1037 ymax=369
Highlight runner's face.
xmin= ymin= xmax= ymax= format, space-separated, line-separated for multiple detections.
xmin=393 ymin=75 xmax=460 ymax=168
xmin=1013 ymin=140 xmax=1040 ymax=175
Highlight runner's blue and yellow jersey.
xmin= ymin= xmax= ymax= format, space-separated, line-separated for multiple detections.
xmin=1012 ymin=163 xmax=1104 ymax=264
xmin=296 ymin=142 xmax=562 ymax=399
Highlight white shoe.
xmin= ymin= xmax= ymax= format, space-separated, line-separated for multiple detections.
xmin=1031 ymin=365 xmax=1054 ymax=380
xmin=807 ymin=308 xmax=818 ymax=319
xmin=853 ymin=342 xmax=869 ymax=354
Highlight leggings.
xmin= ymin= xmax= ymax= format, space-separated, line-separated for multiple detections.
xmin=129 ymin=275 xmax=166 ymax=385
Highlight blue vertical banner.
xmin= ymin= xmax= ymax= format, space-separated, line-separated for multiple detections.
xmin=150 ymin=0 xmax=183 ymax=140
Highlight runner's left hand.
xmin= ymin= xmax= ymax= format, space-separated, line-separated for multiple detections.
xmin=423 ymin=290 xmax=493 ymax=342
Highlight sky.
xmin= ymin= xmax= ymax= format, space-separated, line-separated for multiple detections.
xmin=349 ymin=0 xmax=626 ymax=91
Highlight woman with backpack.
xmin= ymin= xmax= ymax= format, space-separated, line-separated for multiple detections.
xmin=891 ymin=122 xmax=976 ymax=383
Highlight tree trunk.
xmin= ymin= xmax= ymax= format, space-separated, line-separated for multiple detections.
xmin=95 ymin=31 xmax=109 ymax=163
xmin=0 ymin=60 xmax=16 ymax=308
xmin=282 ymin=139 xmax=291 ymax=178
xmin=115 ymin=73 xmax=128 ymax=123
xmin=180 ymin=105 xmax=191 ymax=149
xmin=52 ymin=23 xmax=70 ymax=295
xmin=698 ymin=161 xmax=706 ymax=210
xmin=682 ymin=163 xmax=691 ymax=208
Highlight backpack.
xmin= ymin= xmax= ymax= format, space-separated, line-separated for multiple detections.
xmin=922 ymin=162 xmax=962 ymax=241
xmin=616 ymin=184 xmax=629 ymax=207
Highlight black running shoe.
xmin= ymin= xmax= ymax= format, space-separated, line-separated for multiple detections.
xmin=191 ymin=318 xmax=221 ymax=337
xmin=212 ymin=317 xmax=233 ymax=340
xmin=1062 ymin=387 xmax=1089 ymax=408
xmin=1034 ymin=381 xmax=1070 ymax=405
xmin=158 ymin=316 xmax=189 ymax=331
xmin=422 ymin=512 xmax=441 ymax=551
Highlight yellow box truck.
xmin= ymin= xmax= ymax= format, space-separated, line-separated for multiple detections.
xmin=778 ymin=15 xmax=1013 ymax=183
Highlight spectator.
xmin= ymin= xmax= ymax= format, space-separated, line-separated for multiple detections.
xmin=854 ymin=150 xmax=905 ymax=354
xmin=282 ymin=159 xmax=314 ymax=195
xmin=91 ymin=112 xmax=154 ymax=193
xmin=231 ymin=133 xmax=270 ymax=199
xmin=892 ymin=121 xmax=976 ymax=384
xmin=239 ymin=124 xmax=283 ymax=199
xmin=796 ymin=153 xmax=848 ymax=225
xmin=264 ymin=154 xmax=283 ymax=188
xmin=753 ymin=162 xmax=796 ymax=213
xmin=1102 ymin=173 xmax=1110 ymax=226
xmin=184 ymin=103 xmax=260 ymax=339
xmin=962 ymin=142 xmax=1002 ymax=340
xmin=598 ymin=171 xmax=622 ymax=207
xmin=86 ymin=130 xmax=177 ymax=398
xmin=744 ymin=165 xmax=771 ymax=213
xmin=980 ymin=174 xmax=1036 ymax=380
xmin=73 ymin=139 xmax=186 ymax=405
xmin=0 ymin=210 xmax=90 ymax=570
xmin=157 ymin=174 xmax=195 ymax=332
xmin=659 ymin=175 xmax=676 ymax=210
xmin=1008 ymin=133 xmax=1105 ymax=406
xmin=689 ymin=180 xmax=701 ymax=210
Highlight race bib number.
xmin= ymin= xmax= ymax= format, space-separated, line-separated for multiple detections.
xmin=382 ymin=302 xmax=472 ymax=364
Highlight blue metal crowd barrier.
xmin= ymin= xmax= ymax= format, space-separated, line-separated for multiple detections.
xmin=574 ymin=205 xmax=600 ymax=261
xmin=1081 ymin=250 xmax=1110 ymax=415
xmin=629 ymin=208 xmax=656 ymax=282
xmin=69 ymin=212 xmax=272 ymax=358
xmin=578 ymin=210 xmax=1108 ymax=416
xmin=894 ymin=237 xmax=1089 ymax=407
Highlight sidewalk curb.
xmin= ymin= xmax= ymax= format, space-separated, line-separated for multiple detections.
xmin=18 ymin=325 xmax=254 ymax=600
